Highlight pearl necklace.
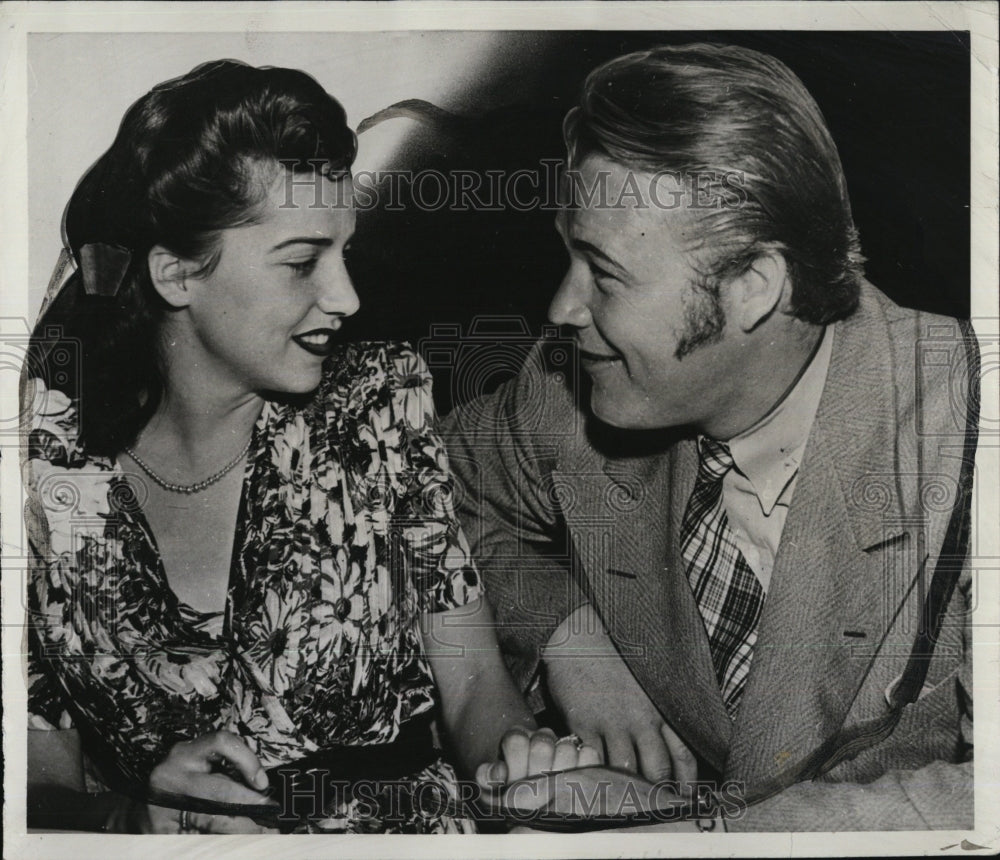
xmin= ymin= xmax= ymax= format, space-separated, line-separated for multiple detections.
xmin=123 ymin=437 xmax=252 ymax=495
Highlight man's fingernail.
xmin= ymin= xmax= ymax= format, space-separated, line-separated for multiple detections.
xmin=254 ymin=768 xmax=269 ymax=789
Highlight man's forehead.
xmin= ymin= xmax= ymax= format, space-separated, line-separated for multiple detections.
xmin=558 ymin=166 xmax=699 ymax=254
xmin=565 ymin=154 xmax=690 ymax=209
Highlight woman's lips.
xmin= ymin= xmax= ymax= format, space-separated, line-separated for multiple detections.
xmin=292 ymin=330 xmax=336 ymax=356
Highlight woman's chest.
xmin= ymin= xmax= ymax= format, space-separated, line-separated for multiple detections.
xmin=135 ymin=468 xmax=245 ymax=615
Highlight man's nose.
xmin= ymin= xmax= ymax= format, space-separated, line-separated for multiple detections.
xmin=317 ymin=258 xmax=360 ymax=318
xmin=548 ymin=266 xmax=593 ymax=328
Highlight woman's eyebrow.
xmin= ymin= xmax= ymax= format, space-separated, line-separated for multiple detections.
xmin=268 ymin=237 xmax=334 ymax=252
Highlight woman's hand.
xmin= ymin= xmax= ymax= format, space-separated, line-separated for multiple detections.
xmin=475 ymin=727 xmax=602 ymax=792
xmin=136 ymin=731 xmax=278 ymax=834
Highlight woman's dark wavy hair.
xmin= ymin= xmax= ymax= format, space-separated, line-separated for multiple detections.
xmin=563 ymin=43 xmax=864 ymax=324
xmin=32 ymin=59 xmax=356 ymax=456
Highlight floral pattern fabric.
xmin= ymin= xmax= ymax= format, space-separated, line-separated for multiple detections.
xmin=25 ymin=341 xmax=482 ymax=833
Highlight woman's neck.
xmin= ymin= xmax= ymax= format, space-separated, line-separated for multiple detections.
xmin=134 ymin=323 xmax=265 ymax=471
xmin=135 ymin=379 xmax=263 ymax=477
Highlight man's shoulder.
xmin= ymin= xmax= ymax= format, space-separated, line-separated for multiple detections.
xmin=831 ymin=281 xmax=977 ymax=456
xmin=849 ymin=281 xmax=969 ymax=351
xmin=442 ymin=339 xmax=588 ymax=443
xmin=837 ymin=281 xmax=974 ymax=397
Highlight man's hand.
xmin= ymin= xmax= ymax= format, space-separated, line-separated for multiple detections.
xmin=543 ymin=604 xmax=698 ymax=790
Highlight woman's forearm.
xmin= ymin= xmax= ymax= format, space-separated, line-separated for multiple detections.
xmin=446 ymin=663 xmax=537 ymax=775
xmin=423 ymin=598 xmax=536 ymax=775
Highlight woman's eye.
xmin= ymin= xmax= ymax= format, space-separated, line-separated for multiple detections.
xmin=287 ymin=258 xmax=318 ymax=277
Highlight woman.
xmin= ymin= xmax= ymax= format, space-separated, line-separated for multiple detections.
xmin=23 ymin=59 xmax=597 ymax=834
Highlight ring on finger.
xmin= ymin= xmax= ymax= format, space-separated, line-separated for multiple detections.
xmin=558 ymin=733 xmax=585 ymax=751
xmin=179 ymin=809 xmax=193 ymax=833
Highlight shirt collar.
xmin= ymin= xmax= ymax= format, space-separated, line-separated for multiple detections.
xmin=727 ymin=326 xmax=834 ymax=515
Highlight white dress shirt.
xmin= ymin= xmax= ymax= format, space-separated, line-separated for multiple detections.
xmin=720 ymin=327 xmax=834 ymax=593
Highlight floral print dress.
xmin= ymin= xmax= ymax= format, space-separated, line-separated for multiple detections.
xmin=25 ymin=341 xmax=482 ymax=832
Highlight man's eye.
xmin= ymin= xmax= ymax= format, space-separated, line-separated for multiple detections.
xmin=588 ymin=261 xmax=616 ymax=282
xmin=287 ymin=258 xmax=318 ymax=277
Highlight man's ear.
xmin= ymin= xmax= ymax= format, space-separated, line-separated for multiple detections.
xmin=148 ymin=246 xmax=199 ymax=308
xmin=729 ymin=251 xmax=789 ymax=333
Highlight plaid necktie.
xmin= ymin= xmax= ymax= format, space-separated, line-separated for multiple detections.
xmin=680 ymin=438 xmax=765 ymax=719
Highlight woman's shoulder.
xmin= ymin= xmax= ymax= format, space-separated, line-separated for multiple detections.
xmin=318 ymin=340 xmax=433 ymax=417
xmin=21 ymin=376 xmax=99 ymax=468
xmin=327 ymin=339 xmax=427 ymax=376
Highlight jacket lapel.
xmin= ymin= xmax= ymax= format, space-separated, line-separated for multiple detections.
xmin=725 ymin=287 xmax=917 ymax=786
xmin=554 ymin=430 xmax=732 ymax=772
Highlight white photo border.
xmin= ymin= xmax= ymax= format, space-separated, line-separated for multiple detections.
xmin=2 ymin=3 xmax=997 ymax=858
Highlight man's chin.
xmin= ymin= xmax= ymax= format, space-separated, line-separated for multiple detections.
xmin=589 ymin=387 xmax=681 ymax=434
xmin=589 ymin=389 xmax=638 ymax=429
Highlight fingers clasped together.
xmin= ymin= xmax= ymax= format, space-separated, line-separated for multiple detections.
xmin=475 ymin=727 xmax=602 ymax=792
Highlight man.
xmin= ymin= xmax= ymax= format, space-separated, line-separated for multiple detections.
xmin=441 ymin=43 xmax=977 ymax=831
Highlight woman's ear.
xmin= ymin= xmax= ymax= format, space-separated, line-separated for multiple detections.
xmin=728 ymin=251 xmax=789 ymax=333
xmin=148 ymin=246 xmax=197 ymax=308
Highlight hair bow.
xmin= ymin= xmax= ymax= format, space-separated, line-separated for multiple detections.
xmin=78 ymin=242 xmax=132 ymax=298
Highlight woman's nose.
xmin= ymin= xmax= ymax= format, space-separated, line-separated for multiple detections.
xmin=317 ymin=258 xmax=360 ymax=318
xmin=548 ymin=265 xmax=593 ymax=329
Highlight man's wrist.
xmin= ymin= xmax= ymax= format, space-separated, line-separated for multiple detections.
xmin=540 ymin=602 xmax=605 ymax=658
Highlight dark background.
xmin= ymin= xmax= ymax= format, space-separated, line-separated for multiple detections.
xmin=343 ymin=32 xmax=971 ymax=415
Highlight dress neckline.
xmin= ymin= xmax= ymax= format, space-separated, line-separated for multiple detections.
xmin=109 ymin=403 xmax=272 ymax=635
